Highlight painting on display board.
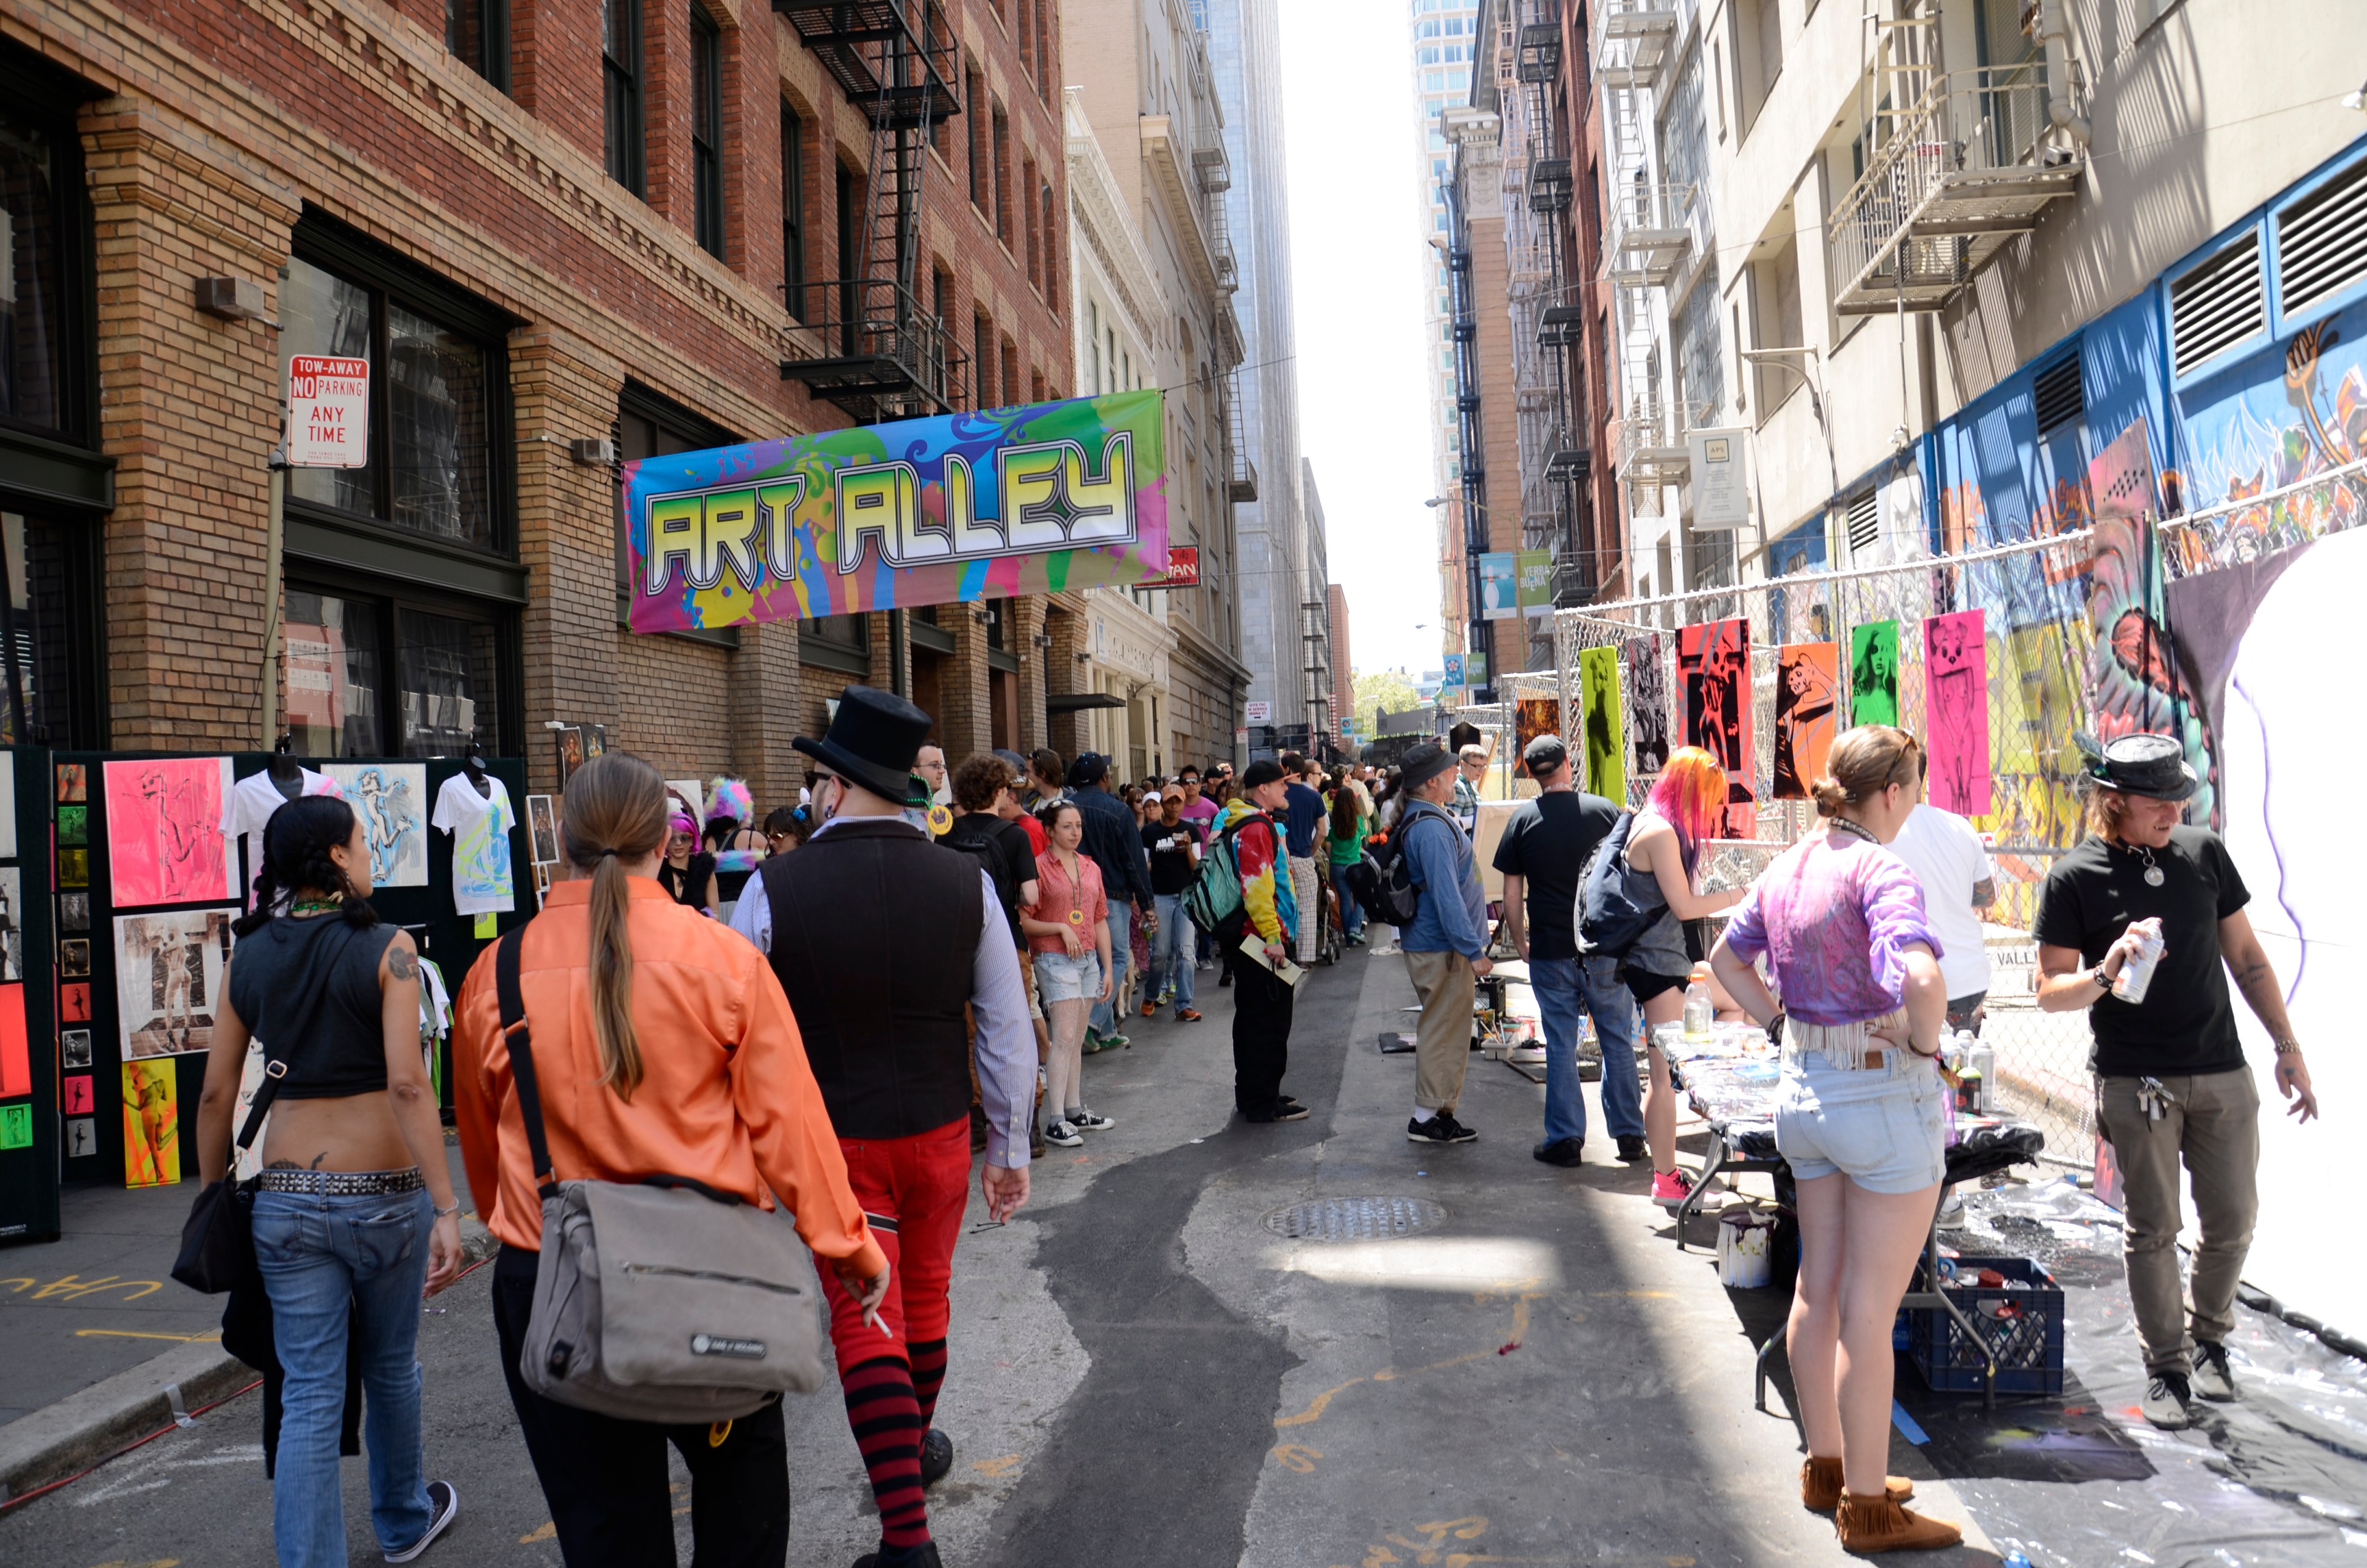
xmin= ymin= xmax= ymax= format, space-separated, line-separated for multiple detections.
xmin=1623 ymin=635 xmax=1668 ymax=781
xmin=122 ymin=1058 xmax=179 ymax=1188
xmin=61 ymin=1028 xmax=91 ymax=1069
xmin=114 ymin=908 xmax=236 ymax=1059
xmin=553 ymin=726 xmax=586 ymax=786
xmin=322 ymin=763 xmax=429 ymax=887
xmin=1773 ymin=643 xmax=1840 ymax=801
xmin=56 ymin=763 xmax=85 ymax=803
xmin=0 ymin=983 xmax=25 ymax=1098
xmin=1578 ymin=644 xmax=1625 ymax=803
xmin=527 ymin=795 xmax=560 ymax=864
xmin=0 ymin=763 xmax=15 ymax=860
xmin=0 ymin=866 xmax=18 ymax=982
xmin=1676 ymin=617 xmax=1755 ymax=834
xmin=102 ymin=757 xmax=236 ymax=907
xmin=1848 ymin=621 xmax=1901 ymax=728
xmin=1922 ymin=610 xmax=1992 ymax=815
xmin=1512 ymin=698 xmax=1561 ymax=769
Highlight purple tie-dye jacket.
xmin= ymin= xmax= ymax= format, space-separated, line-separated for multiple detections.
xmin=1722 ymin=834 xmax=1943 ymax=1026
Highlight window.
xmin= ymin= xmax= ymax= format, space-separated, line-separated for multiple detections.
xmin=966 ymin=63 xmax=987 ymax=210
xmin=1001 ymin=337 xmax=1019 ymax=412
xmin=835 ymin=164 xmax=858 ymax=347
xmin=1086 ymin=300 xmax=1101 ymax=392
xmin=1749 ymin=235 xmax=1803 ymax=421
xmin=1733 ymin=0 xmax=1782 ymax=136
xmin=974 ymin=314 xmax=995 ymax=407
xmin=991 ymin=104 xmax=1013 ymax=246
xmin=0 ymin=509 xmax=102 ymax=747
xmin=690 ymin=6 xmax=723 ymax=259
xmin=603 ymin=0 xmax=645 ymax=195
xmin=0 ymin=93 xmax=81 ymax=438
xmin=1022 ymin=156 xmax=1040 ymax=286
xmin=615 ymin=384 xmax=734 ymax=591
xmin=1018 ymin=0 xmax=1035 ymax=81
xmin=1674 ymin=264 xmax=1723 ymax=425
xmin=279 ymin=583 xmax=512 ymax=758
xmin=445 ymin=0 xmax=509 ymax=89
xmin=1040 ymin=180 xmax=1059 ymax=306
xmin=281 ymin=255 xmax=501 ymax=550
xmin=782 ymin=102 xmax=808 ymax=319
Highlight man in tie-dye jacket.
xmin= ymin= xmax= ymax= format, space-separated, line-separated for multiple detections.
xmin=1218 ymin=760 xmax=1306 ymax=1123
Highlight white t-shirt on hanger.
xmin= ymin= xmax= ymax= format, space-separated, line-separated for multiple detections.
xmin=231 ymin=766 xmax=343 ymax=906
xmin=432 ymin=772 xmax=517 ymax=916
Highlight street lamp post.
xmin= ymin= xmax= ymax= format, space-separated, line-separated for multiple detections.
xmin=1426 ymin=493 xmax=1497 ymax=700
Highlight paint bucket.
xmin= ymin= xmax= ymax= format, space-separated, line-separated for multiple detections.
xmin=1718 ymin=1209 xmax=1776 ymax=1289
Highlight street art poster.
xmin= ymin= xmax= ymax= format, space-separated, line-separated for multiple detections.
xmin=1578 ymin=645 xmax=1625 ymax=803
xmin=1848 ymin=621 xmax=1901 ymax=728
xmin=1623 ymin=634 xmax=1668 ymax=779
xmin=1922 ymin=610 xmax=1992 ymax=815
xmin=1516 ymin=550 xmax=1554 ymax=617
xmin=624 ymin=389 xmax=1170 ymax=635
xmin=0 ymin=984 xmax=25 ymax=1098
xmin=1478 ymin=553 xmax=1519 ymax=621
xmin=115 ymin=908 xmax=236 ymax=1059
xmin=1773 ymin=643 xmax=1839 ymax=801
xmin=1513 ymin=697 xmax=1561 ymax=768
xmin=324 ymin=763 xmax=429 ymax=888
xmin=103 ymin=757 xmax=236 ymax=908
xmin=1676 ymin=618 xmax=1756 ymax=837
xmin=122 ymin=1057 xmax=179 ymax=1188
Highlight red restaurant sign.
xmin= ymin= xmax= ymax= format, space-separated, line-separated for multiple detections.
xmin=1147 ymin=546 xmax=1200 ymax=589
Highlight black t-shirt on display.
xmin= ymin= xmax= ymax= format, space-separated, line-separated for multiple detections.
xmin=2031 ymin=825 xmax=2251 ymax=1078
xmin=946 ymin=812 xmax=1040 ymax=945
xmin=1142 ymin=818 xmax=1204 ymax=897
xmin=1490 ymin=790 xmax=1620 ymax=961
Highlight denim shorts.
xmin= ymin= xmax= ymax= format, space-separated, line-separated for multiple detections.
xmin=1773 ymin=1047 xmax=1947 ymax=1194
xmin=1035 ymin=950 xmax=1102 ymax=1004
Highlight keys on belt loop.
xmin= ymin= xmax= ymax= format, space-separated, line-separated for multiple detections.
xmin=2136 ymin=1076 xmax=2175 ymax=1123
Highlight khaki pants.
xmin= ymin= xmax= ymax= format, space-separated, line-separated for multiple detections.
xmin=1289 ymin=855 xmax=1322 ymax=966
xmin=1404 ymin=948 xmax=1474 ymax=1113
xmin=2096 ymin=1067 xmax=2260 ymax=1377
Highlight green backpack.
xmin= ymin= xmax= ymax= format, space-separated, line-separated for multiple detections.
xmin=1181 ymin=816 xmax=1258 ymax=940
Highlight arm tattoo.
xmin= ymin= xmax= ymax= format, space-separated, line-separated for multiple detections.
xmin=1971 ymin=878 xmax=1995 ymax=909
xmin=385 ymin=945 xmax=419 ymax=982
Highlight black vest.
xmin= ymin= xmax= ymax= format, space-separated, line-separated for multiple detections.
xmin=759 ymin=818 xmax=984 ymax=1141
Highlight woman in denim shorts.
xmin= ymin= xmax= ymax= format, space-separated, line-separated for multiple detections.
xmin=1710 ymin=726 xmax=1961 ymax=1554
xmin=1022 ymin=802 xmax=1115 ymax=1147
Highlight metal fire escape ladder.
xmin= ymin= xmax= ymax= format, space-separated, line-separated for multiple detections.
xmin=1512 ymin=0 xmax=1592 ymax=607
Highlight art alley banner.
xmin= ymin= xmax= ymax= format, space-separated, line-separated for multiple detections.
xmin=625 ymin=390 xmax=1169 ymax=634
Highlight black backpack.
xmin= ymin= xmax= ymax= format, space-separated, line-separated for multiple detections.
xmin=942 ymin=818 xmax=1019 ymax=928
xmin=1345 ymin=809 xmax=1434 ymax=929
xmin=1575 ymin=811 xmax=1664 ymax=958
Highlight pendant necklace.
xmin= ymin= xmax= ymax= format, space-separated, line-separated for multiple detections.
xmin=1828 ymin=816 xmax=1879 ymax=847
xmin=2120 ymin=840 xmax=2165 ymax=887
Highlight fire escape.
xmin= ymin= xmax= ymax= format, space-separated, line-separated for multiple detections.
xmin=1439 ymin=163 xmax=1491 ymax=689
xmin=1591 ymin=0 xmax=1689 ymax=509
xmin=1512 ymin=1 xmax=1594 ymax=613
xmin=775 ymin=0 xmax=962 ymax=421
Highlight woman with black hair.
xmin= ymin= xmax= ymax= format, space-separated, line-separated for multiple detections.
xmin=194 ymin=795 xmax=464 ymax=1567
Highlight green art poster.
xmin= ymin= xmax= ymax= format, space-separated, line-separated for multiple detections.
xmin=1578 ymin=644 xmax=1625 ymax=803
xmin=1849 ymin=620 xmax=1900 ymax=728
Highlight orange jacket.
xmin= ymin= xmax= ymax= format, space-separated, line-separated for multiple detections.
xmin=453 ymin=878 xmax=885 ymax=1281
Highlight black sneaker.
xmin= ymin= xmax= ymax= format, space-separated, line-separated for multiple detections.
xmin=1615 ymin=1135 xmax=1648 ymax=1162
xmin=384 ymin=1480 xmax=458 ymax=1562
xmin=919 ymin=1427 xmax=954 ymax=1485
xmin=853 ymin=1544 xmax=944 ymax=1568
xmin=2192 ymin=1342 xmax=2241 ymax=1402
xmin=1408 ymin=1114 xmax=1478 ymax=1144
xmin=1532 ymin=1136 xmax=1585 ymax=1167
xmin=2141 ymin=1371 xmax=2195 ymax=1429
xmin=1247 ymin=1103 xmax=1310 ymax=1123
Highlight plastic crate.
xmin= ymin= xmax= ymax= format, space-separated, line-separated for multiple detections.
xmin=1907 ymin=1254 xmax=2065 ymax=1396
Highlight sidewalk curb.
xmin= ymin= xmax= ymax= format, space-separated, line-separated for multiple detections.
xmin=0 ymin=1220 xmax=498 ymax=1506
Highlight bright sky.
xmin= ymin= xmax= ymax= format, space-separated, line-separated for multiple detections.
xmin=1278 ymin=0 xmax=1440 ymax=681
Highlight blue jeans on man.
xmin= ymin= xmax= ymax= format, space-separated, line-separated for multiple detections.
xmin=1529 ymin=954 xmax=1645 ymax=1146
xmin=1151 ymin=893 xmax=1197 ymax=1011
xmin=1089 ymin=901 xmax=1134 ymax=1037
xmin=252 ymin=1187 xmax=437 ymax=1567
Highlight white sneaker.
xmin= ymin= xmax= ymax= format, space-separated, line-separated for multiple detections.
xmin=385 ymin=1481 xmax=458 ymax=1562
xmin=1043 ymin=1120 xmax=1084 ymax=1147
xmin=1937 ymin=1192 xmax=1967 ymax=1228
xmin=1070 ymin=1108 xmax=1116 ymax=1131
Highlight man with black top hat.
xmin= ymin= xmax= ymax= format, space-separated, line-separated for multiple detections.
xmin=1218 ymin=759 xmax=1308 ymax=1123
xmin=728 ymin=685 xmax=1034 ymax=1568
xmin=2033 ymin=732 xmax=2320 ymax=1432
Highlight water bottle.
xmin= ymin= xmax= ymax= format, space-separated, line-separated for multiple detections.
xmin=1682 ymin=964 xmax=1715 ymax=1043
xmin=2112 ymin=917 xmax=2167 ymax=1004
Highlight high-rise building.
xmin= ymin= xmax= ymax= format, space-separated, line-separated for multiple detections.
xmin=1300 ymin=459 xmax=1335 ymax=753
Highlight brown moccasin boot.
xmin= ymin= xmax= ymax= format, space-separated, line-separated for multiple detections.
xmin=1802 ymin=1456 xmax=1914 ymax=1511
xmin=1835 ymin=1491 xmax=1962 ymax=1553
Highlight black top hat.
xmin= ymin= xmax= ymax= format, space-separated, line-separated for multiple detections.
xmin=2082 ymin=731 xmax=2197 ymax=802
xmin=795 ymin=686 xmax=934 ymax=805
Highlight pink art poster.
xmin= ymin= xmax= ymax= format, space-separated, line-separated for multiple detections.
xmin=1922 ymin=610 xmax=1992 ymax=816
xmin=103 ymin=757 xmax=236 ymax=908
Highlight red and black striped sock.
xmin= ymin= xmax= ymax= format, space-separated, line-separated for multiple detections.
xmin=907 ymin=1337 xmax=950 ymax=1431
xmin=842 ymin=1355 xmax=929 ymax=1548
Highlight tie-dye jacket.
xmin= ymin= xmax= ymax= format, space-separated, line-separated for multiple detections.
xmin=1218 ymin=798 xmax=1297 ymax=948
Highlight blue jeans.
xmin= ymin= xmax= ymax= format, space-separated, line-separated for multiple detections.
xmin=1152 ymin=893 xmax=1196 ymax=1009
xmin=1530 ymin=954 xmax=1646 ymax=1145
xmin=1089 ymin=903 xmax=1133 ymax=1036
xmin=1332 ymin=866 xmax=1366 ymax=938
xmin=252 ymin=1186 xmax=435 ymax=1566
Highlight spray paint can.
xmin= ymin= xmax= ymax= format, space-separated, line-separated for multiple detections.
xmin=2112 ymin=917 xmax=2166 ymax=1005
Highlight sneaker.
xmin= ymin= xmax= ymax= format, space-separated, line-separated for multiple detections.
xmin=1651 ymin=1167 xmax=1695 ymax=1209
xmin=1615 ymin=1135 xmax=1648 ymax=1163
xmin=1197 ymin=957 xmax=1216 ymax=971
xmin=2141 ymin=1370 xmax=2195 ymax=1429
xmin=384 ymin=1480 xmax=458 ymax=1562
xmin=853 ymin=1543 xmax=945 ymax=1568
xmin=1101 ymin=1030 xmax=1130 ymax=1050
xmin=1218 ymin=969 xmax=1233 ymax=987
xmin=1043 ymin=1120 xmax=1084 ymax=1148
xmin=2192 ymin=1342 xmax=2241 ymax=1402
xmin=1532 ymin=1136 xmax=1585 ymax=1167
xmin=1175 ymin=1007 xmax=1203 ymax=1022
xmin=1248 ymin=1103 xmax=1310 ymax=1123
xmin=919 ymin=1427 xmax=954 ymax=1486
xmin=1140 ymin=1000 xmax=1157 ymax=1017
xmin=1936 ymin=1192 xmax=1967 ymax=1228
xmin=1070 ymin=1108 xmax=1115 ymax=1132
xmin=1408 ymin=1113 xmax=1479 ymax=1144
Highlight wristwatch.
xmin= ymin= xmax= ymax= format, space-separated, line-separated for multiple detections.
xmin=2090 ymin=964 xmax=2113 ymax=990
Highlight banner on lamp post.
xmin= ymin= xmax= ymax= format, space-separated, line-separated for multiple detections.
xmin=1478 ymin=552 xmax=1519 ymax=620
xmin=1516 ymin=549 xmax=1554 ymax=617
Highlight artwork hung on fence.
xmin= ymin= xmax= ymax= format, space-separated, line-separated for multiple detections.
xmin=1922 ymin=610 xmax=1992 ymax=815
xmin=1513 ymin=697 xmax=1561 ymax=766
xmin=1623 ymin=634 xmax=1669 ymax=779
xmin=1678 ymin=618 xmax=1757 ymax=837
xmin=1773 ymin=643 xmax=1840 ymax=801
xmin=1849 ymin=620 xmax=1901 ymax=728
xmin=122 ymin=1058 xmax=179 ymax=1188
xmin=1579 ymin=645 xmax=1626 ymax=803
xmin=103 ymin=757 xmax=236 ymax=907
xmin=322 ymin=763 xmax=430 ymax=887
xmin=114 ymin=908 xmax=236 ymax=1059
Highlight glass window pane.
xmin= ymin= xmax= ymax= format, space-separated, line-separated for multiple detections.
xmin=397 ymin=605 xmax=499 ymax=757
xmin=282 ymin=258 xmax=376 ymax=514
xmin=0 ymin=511 xmax=78 ymax=744
xmin=0 ymin=115 xmax=63 ymax=432
xmin=282 ymin=587 xmax=384 ymax=757
xmin=387 ymin=303 xmax=491 ymax=547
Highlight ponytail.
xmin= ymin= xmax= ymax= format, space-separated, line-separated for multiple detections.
xmin=234 ymin=795 xmax=378 ymax=938
xmin=559 ymin=753 xmax=671 ymax=1102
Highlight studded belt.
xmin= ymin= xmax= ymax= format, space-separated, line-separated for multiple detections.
xmin=256 ymin=1167 xmax=425 ymax=1196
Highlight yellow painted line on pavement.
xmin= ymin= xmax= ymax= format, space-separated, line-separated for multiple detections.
xmin=520 ymin=1522 xmax=556 ymax=1543
xmin=74 ymin=1329 xmax=221 ymax=1343
xmin=970 ymin=1453 xmax=1023 ymax=1477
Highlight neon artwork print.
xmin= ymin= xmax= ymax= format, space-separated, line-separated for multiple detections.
xmin=624 ymin=390 xmax=1170 ymax=633
xmin=1922 ymin=610 xmax=1992 ymax=815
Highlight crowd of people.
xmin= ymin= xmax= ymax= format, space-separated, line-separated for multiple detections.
xmin=186 ymin=679 xmax=2323 ymax=1566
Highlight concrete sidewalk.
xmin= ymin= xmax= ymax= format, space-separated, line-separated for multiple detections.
xmin=0 ymin=1141 xmax=491 ymax=1504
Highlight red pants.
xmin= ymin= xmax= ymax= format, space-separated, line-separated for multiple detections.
xmin=817 ymin=1115 xmax=972 ymax=1373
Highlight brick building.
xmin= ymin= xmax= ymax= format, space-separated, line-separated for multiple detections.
xmin=0 ymin=0 xmax=1080 ymax=803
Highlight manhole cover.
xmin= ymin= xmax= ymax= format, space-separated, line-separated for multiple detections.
xmin=1262 ymin=1197 xmax=1447 ymax=1241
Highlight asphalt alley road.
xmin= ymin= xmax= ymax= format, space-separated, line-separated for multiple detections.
xmin=0 ymin=944 xmax=2000 ymax=1567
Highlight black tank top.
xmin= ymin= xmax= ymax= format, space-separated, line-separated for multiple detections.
xmin=657 ymin=852 xmax=716 ymax=908
xmin=226 ymin=916 xmax=400 ymax=1098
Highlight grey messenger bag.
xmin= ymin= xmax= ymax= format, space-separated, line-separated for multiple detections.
xmin=494 ymin=927 xmax=829 ymax=1423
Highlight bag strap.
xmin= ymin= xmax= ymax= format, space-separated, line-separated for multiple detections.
xmin=496 ymin=925 xmax=560 ymax=1201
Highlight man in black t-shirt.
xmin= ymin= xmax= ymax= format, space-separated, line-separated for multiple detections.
xmin=1141 ymin=786 xmax=1205 ymax=1022
xmin=2032 ymin=734 xmax=2320 ymax=1431
xmin=1491 ymin=734 xmax=1639 ymax=1168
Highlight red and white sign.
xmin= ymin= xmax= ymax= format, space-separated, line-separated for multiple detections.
xmin=1146 ymin=546 xmax=1200 ymax=589
xmin=1245 ymin=700 xmax=1272 ymax=724
xmin=287 ymin=355 xmax=370 ymax=467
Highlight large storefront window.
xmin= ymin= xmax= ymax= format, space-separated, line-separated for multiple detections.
xmin=0 ymin=114 xmax=65 ymax=433
xmin=0 ymin=511 xmax=99 ymax=745
xmin=284 ymin=581 xmax=509 ymax=758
